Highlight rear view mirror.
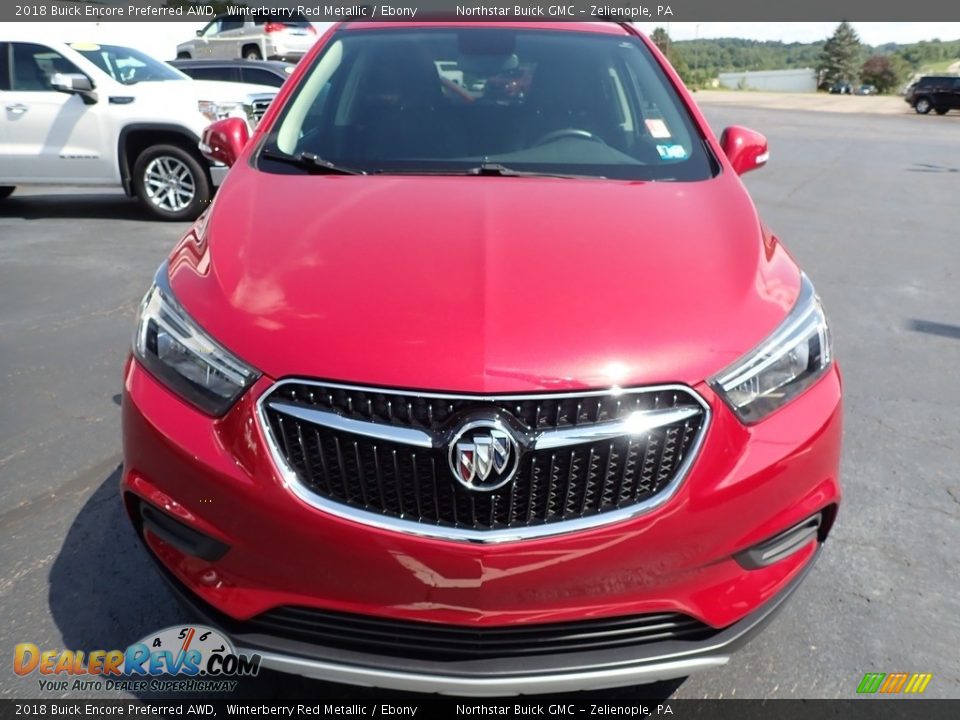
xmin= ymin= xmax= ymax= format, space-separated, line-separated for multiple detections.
xmin=200 ymin=118 xmax=250 ymax=168
xmin=720 ymin=126 xmax=769 ymax=175
xmin=50 ymin=73 xmax=94 ymax=93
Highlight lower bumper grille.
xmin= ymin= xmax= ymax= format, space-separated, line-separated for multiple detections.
xmin=244 ymin=606 xmax=718 ymax=662
xmin=260 ymin=381 xmax=708 ymax=536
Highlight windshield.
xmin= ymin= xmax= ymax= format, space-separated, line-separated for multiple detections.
xmin=260 ymin=28 xmax=715 ymax=181
xmin=73 ymin=44 xmax=184 ymax=85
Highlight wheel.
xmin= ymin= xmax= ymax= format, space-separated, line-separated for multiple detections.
xmin=132 ymin=144 xmax=210 ymax=221
xmin=935 ymin=107 xmax=949 ymax=115
xmin=914 ymin=97 xmax=932 ymax=114
xmin=243 ymin=46 xmax=262 ymax=61
xmin=176 ymin=52 xmax=191 ymax=59
xmin=0 ymin=186 xmax=15 ymax=200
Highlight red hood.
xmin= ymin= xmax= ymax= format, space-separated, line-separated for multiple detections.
xmin=168 ymin=169 xmax=800 ymax=393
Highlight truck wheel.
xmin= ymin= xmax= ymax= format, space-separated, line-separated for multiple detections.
xmin=0 ymin=186 xmax=14 ymax=200
xmin=914 ymin=97 xmax=932 ymax=114
xmin=133 ymin=145 xmax=210 ymax=221
xmin=243 ymin=45 xmax=262 ymax=60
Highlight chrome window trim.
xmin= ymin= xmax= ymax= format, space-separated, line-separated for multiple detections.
xmin=255 ymin=379 xmax=711 ymax=544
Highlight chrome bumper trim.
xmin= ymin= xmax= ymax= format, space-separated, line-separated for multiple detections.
xmin=249 ymin=652 xmax=726 ymax=696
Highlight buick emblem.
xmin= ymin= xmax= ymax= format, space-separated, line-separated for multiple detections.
xmin=448 ymin=420 xmax=520 ymax=492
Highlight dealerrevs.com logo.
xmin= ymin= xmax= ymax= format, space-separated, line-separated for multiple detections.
xmin=14 ymin=625 xmax=260 ymax=693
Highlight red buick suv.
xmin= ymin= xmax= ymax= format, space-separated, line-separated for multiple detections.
xmin=122 ymin=21 xmax=842 ymax=695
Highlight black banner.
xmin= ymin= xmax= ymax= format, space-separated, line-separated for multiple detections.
xmin=5 ymin=0 xmax=960 ymax=23
xmin=1 ymin=700 xmax=960 ymax=720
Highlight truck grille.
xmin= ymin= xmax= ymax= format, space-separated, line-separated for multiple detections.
xmin=260 ymin=381 xmax=708 ymax=539
xmin=244 ymin=94 xmax=274 ymax=125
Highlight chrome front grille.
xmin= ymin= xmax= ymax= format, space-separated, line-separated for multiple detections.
xmin=243 ymin=93 xmax=275 ymax=126
xmin=258 ymin=381 xmax=709 ymax=542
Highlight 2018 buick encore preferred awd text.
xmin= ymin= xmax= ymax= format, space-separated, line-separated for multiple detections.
xmin=122 ymin=22 xmax=842 ymax=695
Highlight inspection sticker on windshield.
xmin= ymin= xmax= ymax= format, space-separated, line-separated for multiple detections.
xmin=656 ymin=144 xmax=687 ymax=160
xmin=645 ymin=118 xmax=672 ymax=138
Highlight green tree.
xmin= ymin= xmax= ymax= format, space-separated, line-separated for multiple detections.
xmin=650 ymin=27 xmax=693 ymax=86
xmin=818 ymin=22 xmax=864 ymax=88
xmin=651 ymin=27 xmax=671 ymax=55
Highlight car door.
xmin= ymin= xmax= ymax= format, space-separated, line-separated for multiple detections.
xmin=189 ymin=18 xmax=217 ymax=58
xmin=211 ymin=18 xmax=246 ymax=59
xmin=0 ymin=42 xmax=110 ymax=182
xmin=929 ymin=78 xmax=948 ymax=109
xmin=952 ymin=78 xmax=960 ymax=109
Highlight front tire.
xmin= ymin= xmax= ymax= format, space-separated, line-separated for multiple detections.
xmin=914 ymin=97 xmax=932 ymax=114
xmin=132 ymin=145 xmax=210 ymax=221
xmin=0 ymin=186 xmax=15 ymax=200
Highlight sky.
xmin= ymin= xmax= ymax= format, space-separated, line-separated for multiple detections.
xmin=3 ymin=21 xmax=959 ymax=61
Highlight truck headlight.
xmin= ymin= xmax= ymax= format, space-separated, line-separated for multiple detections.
xmin=710 ymin=274 xmax=832 ymax=423
xmin=134 ymin=265 xmax=258 ymax=416
xmin=198 ymin=100 xmax=245 ymax=123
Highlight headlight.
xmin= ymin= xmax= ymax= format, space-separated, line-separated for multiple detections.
xmin=710 ymin=274 xmax=832 ymax=423
xmin=198 ymin=100 xmax=246 ymax=123
xmin=134 ymin=266 xmax=258 ymax=416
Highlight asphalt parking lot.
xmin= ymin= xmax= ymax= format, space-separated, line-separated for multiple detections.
xmin=1 ymin=105 xmax=958 ymax=701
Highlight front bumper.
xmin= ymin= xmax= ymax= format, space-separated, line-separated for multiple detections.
xmin=146 ymin=539 xmax=819 ymax=695
xmin=121 ymin=357 xmax=842 ymax=690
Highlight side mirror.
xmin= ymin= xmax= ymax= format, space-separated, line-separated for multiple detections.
xmin=196 ymin=29 xmax=204 ymax=37
xmin=720 ymin=126 xmax=769 ymax=175
xmin=50 ymin=73 xmax=94 ymax=93
xmin=199 ymin=117 xmax=250 ymax=168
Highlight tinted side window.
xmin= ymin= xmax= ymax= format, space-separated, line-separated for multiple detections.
xmin=241 ymin=68 xmax=284 ymax=87
xmin=220 ymin=19 xmax=244 ymax=32
xmin=187 ymin=66 xmax=240 ymax=82
xmin=11 ymin=43 xmax=83 ymax=91
xmin=0 ymin=43 xmax=9 ymax=91
xmin=201 ymin=19 xmax=222 ymax=37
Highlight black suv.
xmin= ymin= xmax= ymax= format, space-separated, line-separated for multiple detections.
xmin=905 ymin=75 xmax=960 ymax=115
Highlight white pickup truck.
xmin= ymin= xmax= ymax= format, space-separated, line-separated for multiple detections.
xmin=0 ymin=39 xmax=276 ymax=220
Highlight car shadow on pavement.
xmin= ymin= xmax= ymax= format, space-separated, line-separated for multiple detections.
xmin=0 ymin=193 xmax=147 ymax=221
xmin=907 ymin=319 xmax=960 ymax=340
xmin=49 ymin=468 xmax=686 ymax=702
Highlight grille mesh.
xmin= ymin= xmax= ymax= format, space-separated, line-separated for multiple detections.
xmin=243 ymin=606 xmax=718 ymax=661
xmin=262 ymin=383 xmax=706 ymax=532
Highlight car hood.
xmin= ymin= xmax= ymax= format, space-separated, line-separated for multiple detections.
xmin=188 ymin=79 xmax=277 ymax=101
xmin=168 ymin=171 xmax=801 ymax=393
xmin=116 ymin=79 xmax=274 ymax=104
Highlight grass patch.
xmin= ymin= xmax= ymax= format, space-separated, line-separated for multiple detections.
xmin=920 ymin=58 xmax=960 ymax=74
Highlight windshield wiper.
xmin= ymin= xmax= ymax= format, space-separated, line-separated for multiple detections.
xmin=261 ymin=149 xmax=365 ymax=176
xmin=466 ymin=162 xmax=600 ymax=180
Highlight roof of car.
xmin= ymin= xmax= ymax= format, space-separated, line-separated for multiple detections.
xmin=339 ymin=21 xmax=632 ymax=35
xmin=169 ymin=58 xmax=293 ymax=70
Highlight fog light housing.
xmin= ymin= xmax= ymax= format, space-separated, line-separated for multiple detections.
xmin=735 ymin=513 xmax=822 ymax=569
